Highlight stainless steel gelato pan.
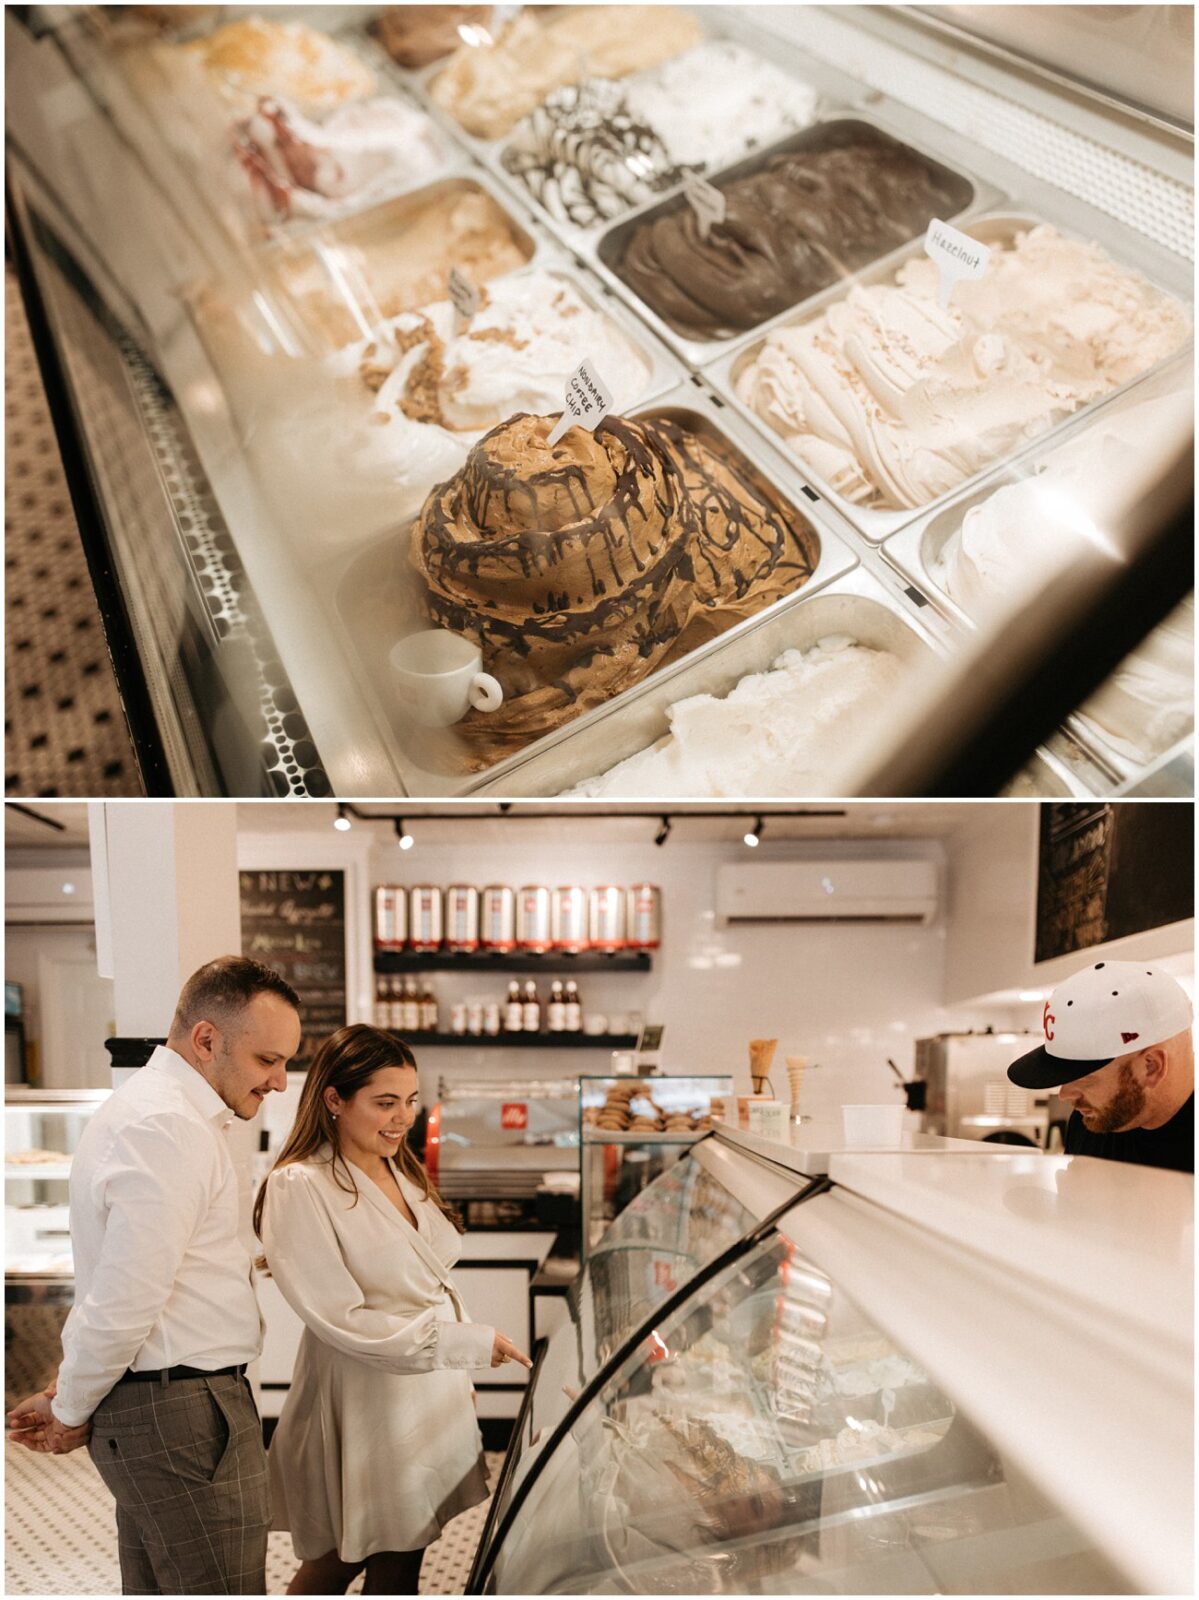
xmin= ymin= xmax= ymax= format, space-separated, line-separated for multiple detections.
xmin=709 ymin=209 xmax=1193 ymax=545
xmin=325 ymin=385 xmax=860 ymax=796
xmin=590 ymin=113 xmax=989 ymax=370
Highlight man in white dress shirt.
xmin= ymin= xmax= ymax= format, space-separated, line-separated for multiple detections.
xmin=6 ymin=955 xmax=302 ymax=1595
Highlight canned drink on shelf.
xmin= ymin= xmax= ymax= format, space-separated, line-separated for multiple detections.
xmin=589 ymin=886 xmax=626 ymax=950
xmin=373 ymin=886 xmax=407 ymax=950
xmin=517 ymin=885 xmax=552 ymax=953
xmin=483 ymin=1002 xmax=502 ymax=1036
xmin=466 ymin=1000 xmax=484 ymax=1035
xmin=626 ymin=883 xmax=661 ymax=948
xmin=449 ymin=1002 xmax=468 ymax=1035
xmin=408 ymin=886 xmax=443 ymax=952
xmin=552 ymin=886 xmax=588 ymax=952
xmin=445 ymin=884 xmax=480 ymax=951
xmin=480 ymin=885 xmax=516 ymax=950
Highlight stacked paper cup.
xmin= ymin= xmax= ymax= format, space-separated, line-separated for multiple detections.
xmin=786 ymin=1056 xmax=807 ymax=1123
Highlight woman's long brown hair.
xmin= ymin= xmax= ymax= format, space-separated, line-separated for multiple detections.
xmin=252 ymin=1023 xmax=463 ymax=1253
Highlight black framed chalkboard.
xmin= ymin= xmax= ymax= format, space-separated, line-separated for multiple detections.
xmin=239 ymin=870 xmax=346 ymax=1065
xmin=1035 ymin=803 xmax=1193 ymax=964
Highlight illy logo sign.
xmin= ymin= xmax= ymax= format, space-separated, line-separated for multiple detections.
xmin=500 ymin=1103 xmax=528 ymax=1131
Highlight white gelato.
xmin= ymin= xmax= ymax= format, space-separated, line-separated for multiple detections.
xmin=1079 ymin=597 xmax=1194 ymax=762
xmin=735 ymin=224 xmax=1190 ymax=511
xmin=624 ymin=41 xmax=818 ymax=170
xmin=934 ymin=397 xmax=1194 ymax=765
xmin=249 ymin=270 xmax=654 ymax=546
xmin=570 ymin=636 xmax=906 ymax=797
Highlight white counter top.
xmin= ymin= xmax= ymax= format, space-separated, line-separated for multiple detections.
xmin=714 ymin=1120 xmax=998 ymax=1176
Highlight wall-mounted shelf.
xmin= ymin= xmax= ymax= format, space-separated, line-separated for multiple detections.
xmin=394 ymin=1032 xmax=639 ymax=1050
xmin=375 ymin=951 xmax=652 ymax=975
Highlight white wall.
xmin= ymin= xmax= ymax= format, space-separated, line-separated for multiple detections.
xmin=4 ymin=925 xmax=114 ymax=1090
xmin=945 ymin=806 xmax=1195 ymax=1008
xmin=233 ymin=819 xmax=1021 ymax=1116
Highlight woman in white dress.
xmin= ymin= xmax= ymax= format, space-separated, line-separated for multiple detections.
xmin=254 ymin=1025 xmax=532 ymax=1595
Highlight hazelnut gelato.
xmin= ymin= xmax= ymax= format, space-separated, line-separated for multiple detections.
xmin=736 ymin=224 xmax=1191 ymax=509
xmin=410 ymin=412 xmax=817 ymax=757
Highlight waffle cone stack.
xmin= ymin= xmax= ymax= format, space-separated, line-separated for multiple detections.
xmin=749 ymin=1038 xmax=778 ymax=1095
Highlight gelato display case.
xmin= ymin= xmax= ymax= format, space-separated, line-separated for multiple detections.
xmin=578 ymin=1073 xmax=733 ymax=1253
xmin=5 ymin=5 xmax=1192 ymax=796
xmin=471 ymin=1131 xmax=1193 ymax=1595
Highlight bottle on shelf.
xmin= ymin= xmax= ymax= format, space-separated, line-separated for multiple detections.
xmin=522 ymin=979 xmax=541 ymax=1033
xmin=373 ymin=976 xmax=391 ymax=1029
xmin=388 ymin=972 xmax=406 ymax=1036
xmin=547 ymin=980 xmax=566 ymax=1033
xmin=420 ymin=980 xmax=439 ymax=1034
xmin=504 ymin=980 xmax=524 ymax=1033
xmin=564 ymin=980 xmax=582 ymax=1033
xmin=401 ymin=977 xmax=421 ymax=1033
xmin=483 ymin=1001 xmax=502 ymax=1036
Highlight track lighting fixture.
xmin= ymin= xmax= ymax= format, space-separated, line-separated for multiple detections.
xmin=333 ymin=804 xmax=351 ymax=832
xmin=395 ymin=818 xmax=414 ymax=851
xmin=654 ymin=816 xmax=671 ymax=847
xmin=743 ymin=815 xmax=764 ymax=848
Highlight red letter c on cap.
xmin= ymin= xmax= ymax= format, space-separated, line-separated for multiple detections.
xmin=1043 ymin=1001 xmax=1055 ymax=1042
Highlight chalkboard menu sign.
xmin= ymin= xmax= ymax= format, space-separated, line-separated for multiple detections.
xmin=240 ymin=870 xmax=346 ymax=1065
xmin=1035 ymin=804 xmax=1193 ymax=964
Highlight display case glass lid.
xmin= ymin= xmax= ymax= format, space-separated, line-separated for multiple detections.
xmin=486 ymin=1193 xmax=1134 ymax=1595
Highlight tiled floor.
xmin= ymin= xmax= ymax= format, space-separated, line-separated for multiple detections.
xmin=4 ymin=267 xmax=142 ymax=797
xmin=5 ymin=1440 xmax=499 ymax=1596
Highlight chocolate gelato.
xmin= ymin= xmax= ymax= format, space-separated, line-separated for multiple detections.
xmin=372 ymin=6 xmax=492 ymax=70
xmin=410 ymin=412 xmax=817 ymax=756
xmin=615 ymin=134 xmax=967 ymax=340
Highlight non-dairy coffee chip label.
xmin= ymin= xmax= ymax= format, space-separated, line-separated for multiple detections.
xmin=449 ymin=266 xmax=480 ymax=332
xmin=683 ymin=172 xmax=727 ymax=240
xmin=924 ymin=218 xmax=991 ymax=310
xmin=546 ymin=358 xmax=614 ymax=447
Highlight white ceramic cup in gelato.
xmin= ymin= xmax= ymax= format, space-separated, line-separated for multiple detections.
xmin=390 ymin=629 xmax=503 ymax=727
xmin=841 ymin=1103 xmax=906 ymax=1147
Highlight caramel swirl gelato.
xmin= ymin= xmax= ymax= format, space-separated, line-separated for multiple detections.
xmin=411 ymin=411 xmax=817 ymax=757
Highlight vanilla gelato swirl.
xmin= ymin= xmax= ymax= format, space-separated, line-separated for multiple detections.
xmin=411 ymin=412 xmax=816 ymax=754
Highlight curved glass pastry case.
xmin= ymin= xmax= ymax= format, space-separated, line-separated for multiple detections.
xmin=6 ymin=5 xmax=1193 ymax=796
xmin=471 ymin=1137 xmax=1192 ymax=1595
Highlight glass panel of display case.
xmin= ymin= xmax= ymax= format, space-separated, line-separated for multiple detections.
xmin=493 ymin=1136 xmax=803 ymax=1531
xmin=488 ymin=1216 xmax=1127 ymax=1594
xmin=579 ymin=1074 xmax=734 ymax=1253
xmin=5 ymin=1091 xmax=110 ymax=1277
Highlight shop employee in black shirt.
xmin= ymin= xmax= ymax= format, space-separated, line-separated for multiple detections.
xmin=1008 ymin=961 xmax=1193 ymax=1173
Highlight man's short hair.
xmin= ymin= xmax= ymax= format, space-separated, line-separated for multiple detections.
xmin=171 ymin=956 xmax=300 ymax=1037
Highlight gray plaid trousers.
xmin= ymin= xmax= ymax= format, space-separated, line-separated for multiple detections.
xmin=87 ymin=1375 xmax=270 ymax=1595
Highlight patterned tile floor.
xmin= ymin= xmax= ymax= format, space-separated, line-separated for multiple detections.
xmin=4 ymin=1440 xmax=499 ymax=1596
xmin=5 ymin=267 xmax=142 ymax=797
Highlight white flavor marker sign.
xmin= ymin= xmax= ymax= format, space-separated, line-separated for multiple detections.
xmin=683 ymin=172 xmax=726 ymax=240
xmin=924 ymin=218 xmax=991 ymax=309
xmin=546 ymin=359 xmax=614 ymax=448
xmin=449 ymin=266 xmax=480 ymax=332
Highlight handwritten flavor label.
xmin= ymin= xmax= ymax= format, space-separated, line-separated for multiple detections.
xmin=449 ymin=266 xmax=480 ymax=333
xmin=683 ymin=172 xmax=726 ymax=240
xmin=546 ymin=358 xmax=614 ymax=447
xmin=924 ymin=218 xmax=991 ymax=309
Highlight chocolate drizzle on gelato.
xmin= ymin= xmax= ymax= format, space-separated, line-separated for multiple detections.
xmin=501 ymin=80 xmax=689 ymax=229
xmin=617 ymin=133 xmax=968 ymax=340
xmin=410 ymin=412 xmax=817 ymax=757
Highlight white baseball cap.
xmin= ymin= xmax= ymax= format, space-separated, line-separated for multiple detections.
xmin=1008 ymin=960 xmax=1193 ymax=1089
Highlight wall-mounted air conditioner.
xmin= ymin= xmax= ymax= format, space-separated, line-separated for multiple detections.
xmin=716 ymin=860 xmax=939 ymax=926
xmin=6 ymin=868 xmax=95 ymax=923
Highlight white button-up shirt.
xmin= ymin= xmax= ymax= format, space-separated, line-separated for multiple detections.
xmin=53 ymin=1046 xmax=263 ymax=1427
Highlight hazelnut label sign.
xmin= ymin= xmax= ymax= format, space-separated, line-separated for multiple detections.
xmin=924 ymin=218 xmax=991 ymax=309
xmin=683 ymin=172 xmax=727 ymax=240
xmin=546 ymin=358 xmax=614 ymax=446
